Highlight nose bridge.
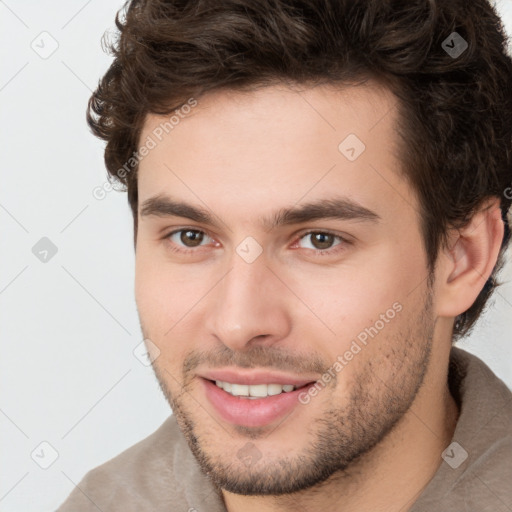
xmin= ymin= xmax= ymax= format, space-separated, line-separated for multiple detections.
xmin=206 ymin=248 xmax=290 ymax=349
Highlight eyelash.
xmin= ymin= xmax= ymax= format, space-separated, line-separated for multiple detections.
xmin=163 ymin=228 xmax=349 ymax=257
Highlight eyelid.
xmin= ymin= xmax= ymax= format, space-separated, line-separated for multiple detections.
xmin=294 ymin=228 xmax=349 ymax=241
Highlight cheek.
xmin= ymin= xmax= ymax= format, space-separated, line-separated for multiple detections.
xmin=135 ymin=247 xmax=192 ymax=328
xmin=135 ymin=257 xmax=164 ymax=328
xmin=289 ymin=264 xmax=409 ymax=339
xmin=343 ymin=245 xmax=424 ymax=314
xmin=135 ymin=250 xmax=212 ymax=374
xmin=282 ymin=247 xmax=422 ymax=367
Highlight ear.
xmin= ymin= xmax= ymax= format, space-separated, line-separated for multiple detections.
xmin=435 ymin=197 xmax=504 ymax=318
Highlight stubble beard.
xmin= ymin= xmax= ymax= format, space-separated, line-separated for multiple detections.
xmin=148 ymin=291 xmax=434 ymax=496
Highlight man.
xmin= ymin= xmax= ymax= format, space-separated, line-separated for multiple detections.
xmin=58 ymin=0 xmax=512 ymax=510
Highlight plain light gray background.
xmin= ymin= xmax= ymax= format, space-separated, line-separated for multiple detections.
xmin=1 ymin=1 xmax=511 ymax=510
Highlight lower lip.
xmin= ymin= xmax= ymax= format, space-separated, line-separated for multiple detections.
xmin=201 ymin=378 xmax=315 ymax=428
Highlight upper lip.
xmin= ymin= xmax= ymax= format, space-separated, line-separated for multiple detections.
xmin=198 ymin=369 xmax=318 ymax=387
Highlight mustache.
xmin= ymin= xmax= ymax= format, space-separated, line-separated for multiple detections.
xmin=182 ymin=344 xmax=329 ymax=382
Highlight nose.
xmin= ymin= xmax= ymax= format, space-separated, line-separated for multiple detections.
xmin=205 ymin=250 xmax=292 ymax=351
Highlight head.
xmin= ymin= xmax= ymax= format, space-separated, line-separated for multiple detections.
xmin=88 ymin=0 xmax=512 ymax=497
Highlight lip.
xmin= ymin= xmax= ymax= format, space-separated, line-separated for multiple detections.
xmin=199 ymin=369 xmax=317 ymax=387
xmin=199 ymin=376 xmax=317 ymax=428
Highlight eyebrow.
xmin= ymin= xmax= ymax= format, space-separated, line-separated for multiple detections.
xmin=139 ymin=194 xmax=380 ymax=230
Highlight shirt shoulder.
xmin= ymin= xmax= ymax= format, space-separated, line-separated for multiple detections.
xmin=412 ymin=347 xmax=512 ymax=512
xmin=56 ymin=415 xmax=225 ymax=512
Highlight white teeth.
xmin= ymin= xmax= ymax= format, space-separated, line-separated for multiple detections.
xmin=267 ymin=383 xmax=284 ymax=396
xmin=214 ymin=381 xmax=297 ymax=398
xmin=249 ymin=384 xmax=268 ymax=397
xmin=231 ymin=383 xmax=249 ymax=396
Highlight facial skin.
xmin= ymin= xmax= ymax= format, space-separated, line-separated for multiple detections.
xmin=134 ymin=83 xmax=499 ymax=511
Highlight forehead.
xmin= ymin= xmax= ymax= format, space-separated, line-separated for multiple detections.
xmin=136 ymin=83 xmax=418 ymax=228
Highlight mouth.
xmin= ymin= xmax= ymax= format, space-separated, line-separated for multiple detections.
xmin=211 ymin=379 xmax=311 ymax=399
xmin=200 ymin=377 xmax=317 ymax=428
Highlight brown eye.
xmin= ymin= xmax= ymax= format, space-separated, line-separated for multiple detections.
xmin=179 ymin=230 xmax=205 ymax=247
xmin=166 ymin=229 xmax=212 ymax=252
xmin=309 ymin=232 xmax=335 ymax=250
xmin=298 ymin=232 xmax=341 ymax=251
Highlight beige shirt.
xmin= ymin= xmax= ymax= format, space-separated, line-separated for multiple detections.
xmin=57 ymin=347 xmax=512 ymax=511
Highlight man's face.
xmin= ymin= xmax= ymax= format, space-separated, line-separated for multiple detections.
xmin=135 ymin=84 xmax=437 ymax=494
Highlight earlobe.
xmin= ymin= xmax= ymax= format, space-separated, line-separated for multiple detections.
xmin=437 ymin=198 xmax=504 ymax=318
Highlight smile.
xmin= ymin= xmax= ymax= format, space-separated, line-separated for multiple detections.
xmin=214 ymin=381 xmax=297 ymax=398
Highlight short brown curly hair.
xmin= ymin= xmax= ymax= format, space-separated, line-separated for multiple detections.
xmin=87 ymin=0 xmax=512 ymax=341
